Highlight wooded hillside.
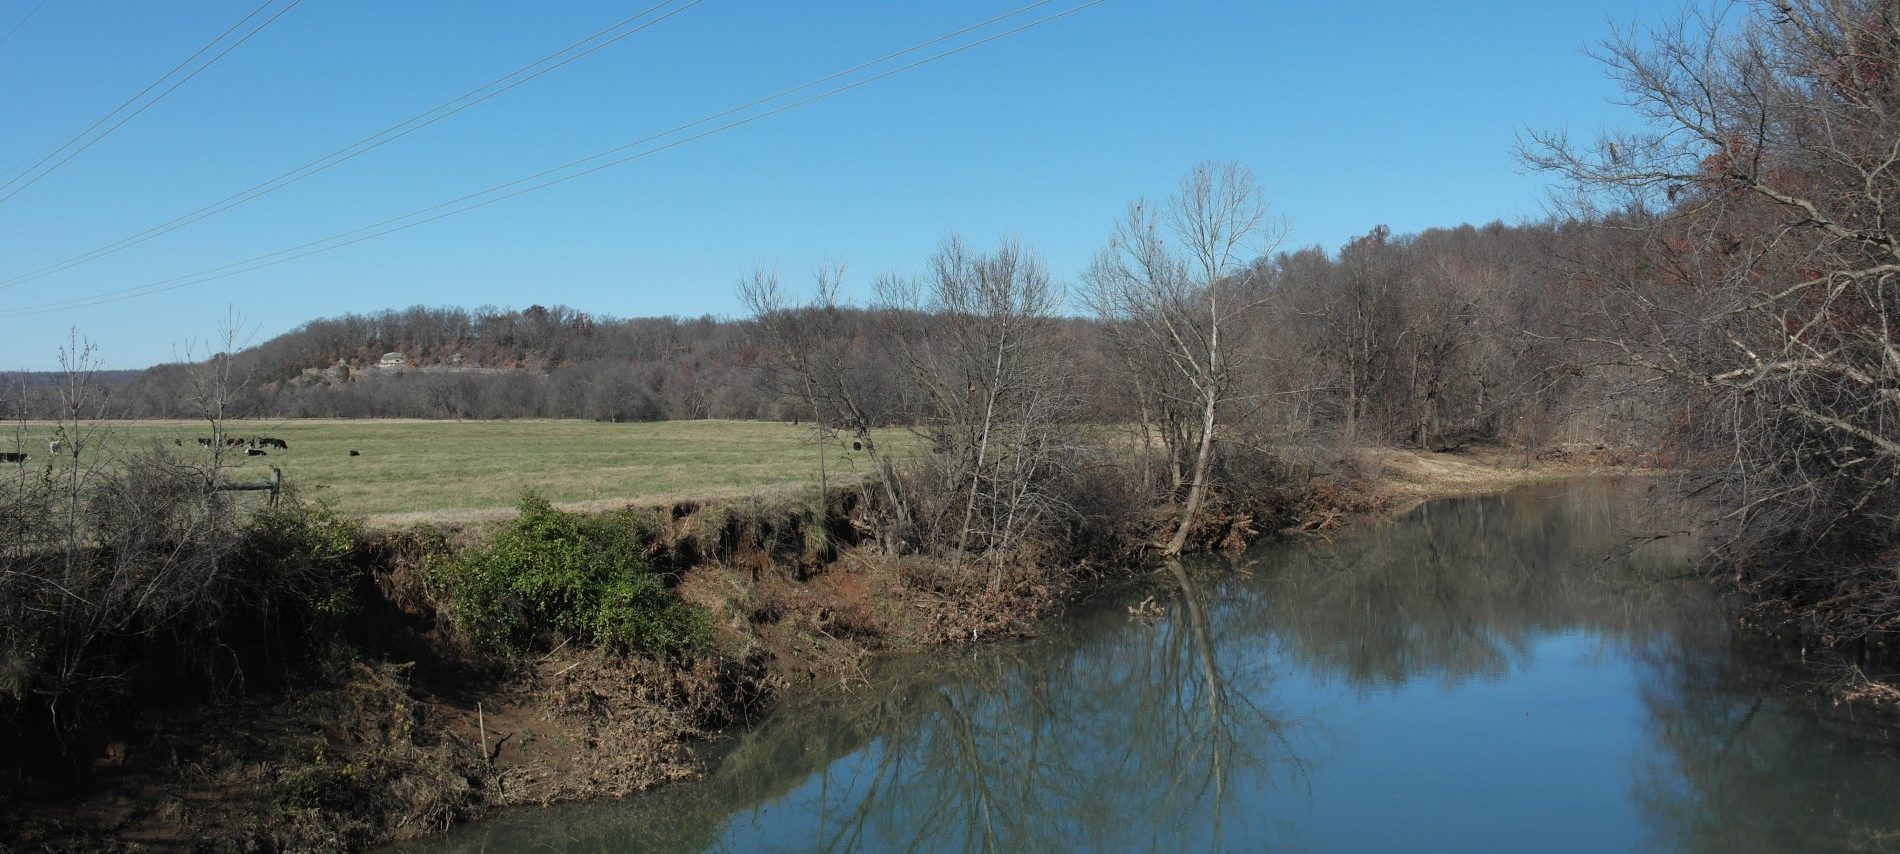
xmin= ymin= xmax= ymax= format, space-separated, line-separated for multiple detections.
xmin=5 ymin=218 xmax=1627 ymax=459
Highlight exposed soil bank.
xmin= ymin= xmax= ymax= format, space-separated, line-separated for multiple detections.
xmin=0 ymin=447 xmax=1626 ymax=852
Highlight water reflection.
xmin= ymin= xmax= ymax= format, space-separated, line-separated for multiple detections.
xmin=411 ymin=481 xmax=1900 ymax=853
xmin=683 ymin=549 xmax=1312 ymax=853
xmin=1245 ymin=481 xmax=1712 ymax=690
xmin=1633 ymin=622 xmax=1900 ymax=852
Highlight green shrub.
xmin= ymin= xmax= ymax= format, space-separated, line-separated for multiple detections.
xmin=435 ymin=493 xmax=710 ymax=658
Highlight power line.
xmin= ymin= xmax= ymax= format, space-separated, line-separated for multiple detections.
xmin=2 ymin=0 xmax=282 ymax=194
xmin=0 ymin=0 xmax=299 ymax=203
xmin=1 ymin=0 xmax=1067 ymax=311
xmin=0 ymin=0 xmax=701 ymax=291
xmin=0 ymin=0 xmax=51 ymax=54
xmin=0 ymin=0 xmax=1106 ymax=319
xmin=0 ymin=0 xmax=299 ymax=205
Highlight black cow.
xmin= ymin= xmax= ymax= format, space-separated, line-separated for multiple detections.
xmin=349 ymin=449 xmax=361 ymax=457
xmin=245 ymin=448 xmax=268 ymax=457
xmin=262 ymin=437 xmax=288 ymax=450
xmin=0 ymin=452 xmax=27 ymax=463
xmin=196 ymin=437 xmax=213 ymax=448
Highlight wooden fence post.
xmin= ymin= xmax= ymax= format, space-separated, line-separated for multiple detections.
xmin=208 ymin=465 xmax=284 ymax=509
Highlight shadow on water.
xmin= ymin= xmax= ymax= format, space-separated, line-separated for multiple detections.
xmin=406 ymin=480 xmax=1900 ymax=853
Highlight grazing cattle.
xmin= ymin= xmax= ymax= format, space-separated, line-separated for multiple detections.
xmin=196 ymin=437 xmax=212 ymax=448
xmin=0 ymin=452 xmax=27 ymax=463
xmin=348 ymin=449 xmax=361 ymax=457
xmin=260 ymin=437 xmax=287 ymax=450
xmin=48 ymin=439 xmax=63 ymax=454
xmin=245 ymin=448 xmax=268 ymax=457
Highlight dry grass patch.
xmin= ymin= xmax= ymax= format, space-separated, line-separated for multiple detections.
xmin=1366 ymin=445 xmax=1626 ymax=506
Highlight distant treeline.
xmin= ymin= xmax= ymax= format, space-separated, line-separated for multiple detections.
xmin=0 ymin=369 xmax=142 ymax=389
xmin=0 ymin=219 xmax=1626 ymax=455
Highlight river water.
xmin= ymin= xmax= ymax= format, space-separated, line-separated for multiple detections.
xmin=409 ymin=481 xmax=1900 ymax=852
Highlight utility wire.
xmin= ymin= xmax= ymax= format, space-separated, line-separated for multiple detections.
xmin=0 ymin=0 xmax=51 ymax=54
xmin=0 ymin=0 xmax=300 ymax=205
xmin=3 ymin=0 xmax=280 ymax=194
xmin=0 ymin=0 xmax=1106 ymax=319
xmin=0 ymin=0 xmax=700 ymax=290
xmin=1 ymin=0 xmax=1062 ymax=309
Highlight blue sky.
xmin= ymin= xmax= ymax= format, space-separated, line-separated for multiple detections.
xmin=0 ymin=0 xmax=1668 ymax=370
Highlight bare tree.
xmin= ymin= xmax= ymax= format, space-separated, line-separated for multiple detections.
xmin=48 ymin=331 xmax=111 ymax=580
xmin=179 ymin=308 xmax=260 ymax=491
xmin=741 ymin=264 xmax=915 ymax=547
xmin=1085 ymin=161 xmax=1284 ymax=556
xmin=1 ymin=328 xmax=246 ymax=746
xmin=877 ymin=237 xmax=1077 ymax=581
xmin=1522 ymin=0 xmax=1900 ymax=634
xmin=1303 ymin=225 xmax=1412 ymax=440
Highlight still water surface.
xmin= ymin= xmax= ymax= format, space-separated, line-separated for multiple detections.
xmin=412 ymin=481 xmax=1900 ymax=852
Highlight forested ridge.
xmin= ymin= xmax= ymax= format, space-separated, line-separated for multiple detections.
xmin=3 ymin=217 xmax=1619 ymax=454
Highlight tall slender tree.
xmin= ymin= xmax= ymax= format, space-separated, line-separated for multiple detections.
xmin=1086 ymin=162 xmax=1282 ymax=556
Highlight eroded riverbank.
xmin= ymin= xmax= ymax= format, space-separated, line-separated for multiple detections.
xmin=411 ymin=480 xmax=1900 ymax=853
xmin=0 ymin=448 xmax=1637 ymax=850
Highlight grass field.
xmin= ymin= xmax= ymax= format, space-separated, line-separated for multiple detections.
xmin=3 ymin=420 xmax=906 ymax=526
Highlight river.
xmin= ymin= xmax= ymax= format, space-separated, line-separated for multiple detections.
xmin=406 ymin=480 xmax=1900 ymax=852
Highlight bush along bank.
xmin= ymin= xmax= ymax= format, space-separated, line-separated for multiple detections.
xmin=0 ymin=439 xmax=1445 ymax=852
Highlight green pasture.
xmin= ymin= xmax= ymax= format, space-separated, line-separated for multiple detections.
xmin=2 ymin=420 xmax=906 ymax=526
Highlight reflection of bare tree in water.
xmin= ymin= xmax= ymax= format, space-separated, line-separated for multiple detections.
xmin=787 ymin=557 xmax=1307 ymax=853
xmin=1630 ymin=634 xmax=1900 ymax=853
xmin=1153 ymin=558 xmax=1308 ymax=849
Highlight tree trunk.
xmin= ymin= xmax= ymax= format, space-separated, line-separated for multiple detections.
xmin=1164 ymin=386 xmax=1218 ymax=556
